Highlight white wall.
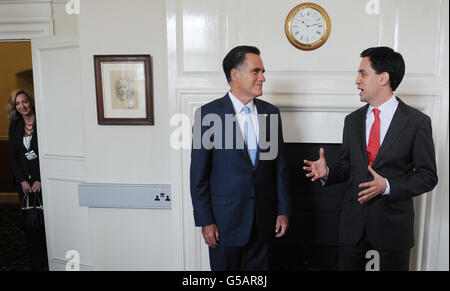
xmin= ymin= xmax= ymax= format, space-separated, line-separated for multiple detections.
xmin=1 ymin=0 xmax=447 ymax=271
xmin=78 ymin=0 xmax=183 ymax=270
xmin=52 ymin=0 xmax=78 ymax=35
xmin=167 ymin=0 xmax=449 ymax=270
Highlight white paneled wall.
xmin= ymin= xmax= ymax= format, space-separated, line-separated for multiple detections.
xmin=167 ymin=0 xmax=449 ymax=270
xmin=1 ymin=0 xmax=447 ymax=271
xmin=31 ymin=35 xmax=92 ymax=270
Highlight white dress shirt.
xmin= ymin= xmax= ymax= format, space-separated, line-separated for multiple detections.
xmin=365 ymin=95 xmax=398 ymax=195
xmin=23 ymin=136 xmax=32 ymax=151
xmin=228 ymin=91 xmax=259 ymax=143
xmin=323 ymin=95 xmax=398 ymax=195
xmin=366 ymin=95 xmax=398 ymax=148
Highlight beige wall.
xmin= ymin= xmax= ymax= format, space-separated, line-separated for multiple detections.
xmin=0 ymin=42 xmax=33 ymax=139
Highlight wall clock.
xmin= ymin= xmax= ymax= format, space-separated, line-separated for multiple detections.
xmin=285 ymin=2 xmax=331 ymax=51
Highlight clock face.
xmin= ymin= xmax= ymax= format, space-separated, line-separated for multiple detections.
xmin=291 ymin=8 xmax=326 ymax=45
xmin=285 ymin=3 xmax=331 ymax=50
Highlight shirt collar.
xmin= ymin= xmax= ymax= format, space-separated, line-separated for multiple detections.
xmin=228 ymin=91 xmax=256 ymax=114
xmin=367 ymin=94 xmax=397 ymax=117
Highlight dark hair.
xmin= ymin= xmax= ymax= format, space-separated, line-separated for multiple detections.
xmin=360 ymin=46 xmax=405 ymax=91
xmin=222 ymin=45 xmax=260 ymax=84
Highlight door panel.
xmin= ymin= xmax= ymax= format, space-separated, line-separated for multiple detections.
xmin=32 ymin=35 xmax=92 ymax=270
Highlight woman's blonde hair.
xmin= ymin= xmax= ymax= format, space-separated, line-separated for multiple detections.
xmin=6 ymin=89 xmax=35 ymax=121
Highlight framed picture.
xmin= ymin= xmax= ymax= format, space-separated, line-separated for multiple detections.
xmin=94 ymin=55 xmax=154 ymax=125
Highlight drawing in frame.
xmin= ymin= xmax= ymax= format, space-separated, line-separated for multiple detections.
xmin=94 ymin=54 xmax=154 ymax=125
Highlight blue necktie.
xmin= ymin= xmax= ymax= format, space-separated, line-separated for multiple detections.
xmin=242 ymin=105 xmax=258 ymax=166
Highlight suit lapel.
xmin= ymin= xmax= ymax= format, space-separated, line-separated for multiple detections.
xmin=16 ymin=118 xmax=30 ymax=152
xmin=372 ymin=97 xmax=409 ymax=168
xmin=30 ymin=121 xmax=38 ymax=152
xmin=253 ymin=98 xmax=267 ymax=170
xmin=355 ymin=105 xmax=370 ymax=165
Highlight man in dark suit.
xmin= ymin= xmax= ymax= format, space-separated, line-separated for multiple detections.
xmin=303 ymin=47 xmax=438 ymax=271
xmin=190 ymin=45 xmax=290 ymax=271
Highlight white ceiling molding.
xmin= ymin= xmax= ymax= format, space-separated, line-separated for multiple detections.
xmin=0 ymin=0 xmax=51 ymax=4
xmin=0 ymin=18 xmax=53 ymax=40
xmin=0 ymin=0 xmax=53 ymax=40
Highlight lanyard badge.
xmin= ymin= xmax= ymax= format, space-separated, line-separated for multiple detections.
xmin=25 ymin=150 xmax=38 ymax=160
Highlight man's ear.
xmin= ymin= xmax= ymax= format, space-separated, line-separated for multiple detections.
xmin=379 ymin=72 xmax=390 ymax=87
xmin=230 ymin=68 xmax=240 ymax=82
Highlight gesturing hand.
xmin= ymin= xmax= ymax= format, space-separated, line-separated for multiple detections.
xmin=358 ymin=166 xmax=387 ymax=204
xmin=202 ymin=224 xmax=220 ymax=248
xmin=303 ymin=148 xmax=328 ymax=182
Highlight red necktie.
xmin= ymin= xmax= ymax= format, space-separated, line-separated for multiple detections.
xmin=367 ymin=108 xmax=380 ymax=166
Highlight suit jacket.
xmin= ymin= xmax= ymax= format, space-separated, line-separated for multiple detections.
xmin=190 ymin=94 xmax=291 ymax=247
xmin=8 ymin=118 xmax=41 ymax=186
xmin=327 ymin=97 xmax=438 ymax=251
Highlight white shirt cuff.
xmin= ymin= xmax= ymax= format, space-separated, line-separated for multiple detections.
xmin=319 ymin=167 xmax=330 ymax=186
xmin=383 ymin=178 xmax=390 ymax=195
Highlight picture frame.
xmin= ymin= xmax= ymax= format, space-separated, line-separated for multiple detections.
xmin=94 ymin=54 xmax=154 ymax=125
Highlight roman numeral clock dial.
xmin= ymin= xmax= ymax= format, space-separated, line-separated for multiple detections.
xmin=285 ymin=2 xmax=331 ymax=50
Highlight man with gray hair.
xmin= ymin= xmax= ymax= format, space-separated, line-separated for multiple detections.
xmin=190 ymin=45 xmax=291 ymax=271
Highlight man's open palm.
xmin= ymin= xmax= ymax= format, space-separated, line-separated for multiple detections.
xmin=303 ymin=148 xmax=328 ymax=182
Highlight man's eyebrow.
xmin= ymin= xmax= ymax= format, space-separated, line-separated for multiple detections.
xmin=252 ymin=68 xmax=265 ymax=73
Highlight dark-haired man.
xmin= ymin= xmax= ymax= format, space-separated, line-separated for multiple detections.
xmin=190 ymin=46 xmax=290 ymax=270
xmin=303 ymin=47 xmax=438 ymax=270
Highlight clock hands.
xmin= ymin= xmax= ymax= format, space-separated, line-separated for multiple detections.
xmin=300 ymin=20 xmax=309 ymax=27
xmin=300 ymin=20 xmax=321 ymax=28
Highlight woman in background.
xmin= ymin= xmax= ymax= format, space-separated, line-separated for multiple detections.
xmin=7 ymin=89 xmax=48 ymax=271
